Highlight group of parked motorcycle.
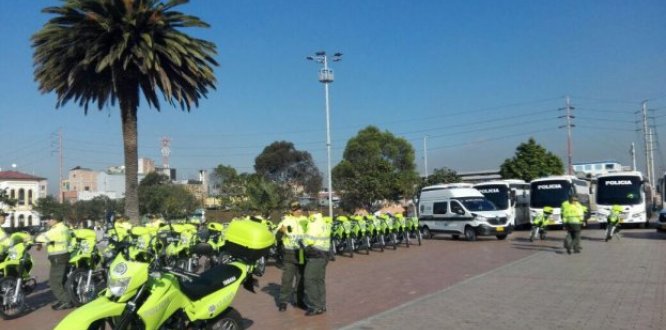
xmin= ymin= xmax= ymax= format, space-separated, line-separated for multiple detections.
xmin=329 ymin=214 xmax=421 ymax=259
xmin=0 ymin=216 xmax=277 ymax=330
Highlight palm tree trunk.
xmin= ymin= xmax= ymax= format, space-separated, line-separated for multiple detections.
xmin=116 ymin=65 xmax=140 ymax=224
xmin=121 ymin=103 xmax=140 ymax=224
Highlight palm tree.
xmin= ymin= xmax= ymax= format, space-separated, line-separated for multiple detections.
xmin=32 ymin=0 xmax=217 ymax=223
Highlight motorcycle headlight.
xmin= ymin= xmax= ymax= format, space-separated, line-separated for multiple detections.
xmin=108 ymin=277 xmax=131 ymax=297
xmin=8 ymin=248 xmax=18 ymax=260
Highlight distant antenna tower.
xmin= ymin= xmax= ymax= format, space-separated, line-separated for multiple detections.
xmin=161 ymin=136 xmax=171 ymax=169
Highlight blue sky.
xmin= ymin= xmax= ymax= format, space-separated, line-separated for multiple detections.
xmin=1 ymin=0 xmax=665 ymax=195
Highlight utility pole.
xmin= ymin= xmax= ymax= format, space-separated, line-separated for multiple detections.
xmin=423 ymin=136 xmax=429 ymax=179
xmin=630 ymin=142 xmax=637 ymax=171
xmin=307 ymin=51 xmax=342 ymax=219
xmin=641 ymin=101 xmax=653 ymax=184
xmin=558 ymin=96 xmax=575 ymax=175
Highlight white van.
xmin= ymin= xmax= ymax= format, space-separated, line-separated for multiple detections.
xmin=417 ymin=183 xmax=512 ymax=241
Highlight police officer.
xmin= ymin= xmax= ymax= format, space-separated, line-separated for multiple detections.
xmin=36 ymin=214 xmax=73 ymax=310
xmin=561 ymin=195 xmax=587 ymax=254
xmin=276 ymin=202 xmax=307 ymax=312
xmin=145 ymin=213 xmax=165 ymax=229
xmin=303 ymin=212 xmax=331 ymax=316
xmin=605 ymin=205 xmax=624 ymax=242
xmin=530 ymin=206 xmax=552 ymax=242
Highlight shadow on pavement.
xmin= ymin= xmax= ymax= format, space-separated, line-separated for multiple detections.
xmin=25 ymin=282 xmax=57 ymax=314
xmin=620 ymin=231 xmax=666 ymax=240
xmin=511 ymin=243 xmax=561 ymax=253
xmin=241 ymin=318 xmax=255 ymax=329
xmin=260 ymin=282 xmax=281 ymax=306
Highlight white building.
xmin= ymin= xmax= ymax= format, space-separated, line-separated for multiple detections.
xmin=0 ymin=170 xmax=48 ymax=228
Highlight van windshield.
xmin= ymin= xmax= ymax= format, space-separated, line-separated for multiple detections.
xmin=453 ymin=197 xmax=497 ymax=211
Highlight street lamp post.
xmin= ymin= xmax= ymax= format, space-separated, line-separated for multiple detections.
xmin=307 ymin=51 xmax=342 ymax=219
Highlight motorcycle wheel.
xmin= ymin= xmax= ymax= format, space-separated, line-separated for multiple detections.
xmin=67 ymin=269 xmax=104 ymax=306
xmin=416 ymin=230 xmax=422 ymax=246
xmin=364 ymin=236 xmax=371 ymax=255
xmin=0 ymin=276 xmax=28 ymax=320
xmin=539 ymin=231 xmax=546 ymax=240
xmin=390 ymin=233 xmax=397 ymax=250
xmin=347 ymin=237 xmax=355 ymax=258
xmin=206 ymin=307 xmax=243 ymax=330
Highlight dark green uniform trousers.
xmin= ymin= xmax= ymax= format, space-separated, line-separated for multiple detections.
xmin=304 ymin=256 xmax=328 ymax=310
xmin=48 ymin=253 xmax=71 ymax=304
xmin=564 ymin=223 xmax=582 ymax=253
xmin=278 ymin=250 xmax=305 ymax=306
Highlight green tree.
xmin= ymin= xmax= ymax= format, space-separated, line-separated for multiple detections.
xmin=333 ymin=126 xmax=420 ymax=212
xmin=0 ymin=188 xmax=17 ymax=215
xmin=500 ymin=138 xmax=564 ymax=182
xmin=212 ymin=164 xmax=246 ymax=210
xmin=32 ymin=0 xmax=218 ymax=223
xmin=254 ymin=141 xmax=323 ymax=199
xmin=242 ymin=174 xmax=281 ymax=217
xmin=34 ymin=196 xmax=68 ymax=220
xmin=423 ymin=167 xmax=461 ymax=187
xmin=139 ymin=173 xmax=197 ymax=217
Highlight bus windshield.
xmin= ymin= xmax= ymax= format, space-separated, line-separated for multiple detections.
xmin=530 ymin=180 xmax=572 ymax=208
xmin=596 ymin=176 xmax=643 ymax=205
xmin=454 ymin=197 xmax=497 ymax=212
xmin=475 ymin=185 xmax=509 ymax=210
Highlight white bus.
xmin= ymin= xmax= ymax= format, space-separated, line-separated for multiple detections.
xmin=474 ymin=180 xmax=530 ymax=229
xmin=529 ymin=175 xmax=591 ymax=226
xmin=594 ymin=171 xmax=647 ymax=227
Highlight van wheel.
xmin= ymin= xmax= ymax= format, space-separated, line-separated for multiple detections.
xmin=464 ymin=227 xmax=476 ymax=241
xmin=421 ymin=227 xmax=432 ymax=239
xmin=496 ymin=234 xmax=508 ymax=240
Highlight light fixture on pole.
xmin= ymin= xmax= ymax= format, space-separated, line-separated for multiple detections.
xmin=307 ymin=51 xmax=342 ymax=219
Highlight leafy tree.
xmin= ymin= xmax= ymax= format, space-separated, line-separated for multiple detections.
xmin=34 ymin=196 xmax=68 ymax=220
xmin=242 ymin=174 xmax=281 ymax=217
xmin=32 ymin=0 xmax=218 ymax=223
xmin=0 ymin=188 xmax=17 ymax=215
xmin=139 ymin=174 xmax=197 ymax=217
xmin=333 ymin=126 xmax=420 ymax=212
xmin=423 ymin=167 xmax=461 ymax=187
xmin=500 ymin=138 xmax=564 ymax=182
xmin=140 ymin=172 xmax=171 ymax=187
xmin=254 ymin=141 xmax=323 ymax=198
xmin=212 ymin=164 xmax=246 ymax=209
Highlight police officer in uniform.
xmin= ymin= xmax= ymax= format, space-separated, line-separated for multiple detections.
xmin=303 ymin=212 xmax=331 ymax=316
xmin=36 ymin=214 xmax=73 ymax=310
xmin=276 ymin=202 xmax=307 ymax=311
xmin=561 ymin=195 xmax=587 ymax=254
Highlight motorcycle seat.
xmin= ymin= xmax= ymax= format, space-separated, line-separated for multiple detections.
xmin=179 ymin=264 xmax=242 ymax=301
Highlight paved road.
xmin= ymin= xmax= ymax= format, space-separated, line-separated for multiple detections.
xmin=4 ymin=227 xmax=665 ymax=329
xmin=344 ymin=228 xmax=666 ymax=330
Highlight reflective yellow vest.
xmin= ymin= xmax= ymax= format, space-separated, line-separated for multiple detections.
xmin=561 ymin=201 xmax=586 ymax=224
xmin=277 ymin=215 xmax=305 ymax=250
xmin=36 ymin=222 xmax=72 ymax=256
xmin=304 ymin=213 xmax=331 ymax=252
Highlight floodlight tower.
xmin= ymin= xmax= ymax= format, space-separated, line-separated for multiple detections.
xmin=307 ymin=51 xmax=342 ymax=219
